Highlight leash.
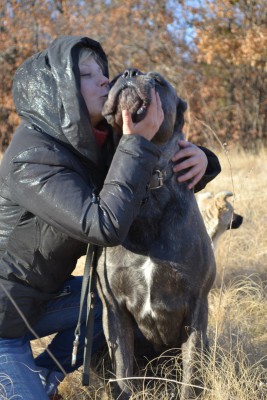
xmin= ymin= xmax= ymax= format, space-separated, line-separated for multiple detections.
xmin=71 ymin=243 xmax=98 ymax=386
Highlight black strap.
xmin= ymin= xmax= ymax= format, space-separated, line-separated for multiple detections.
xmin=71 ymin=244 xmax=98 ymax=386
xmin=82 ymin=244 xmax=98 ymax=385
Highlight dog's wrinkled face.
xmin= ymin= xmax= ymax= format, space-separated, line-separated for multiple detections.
xmin=102 ymin=69 xmax=187 ymax=144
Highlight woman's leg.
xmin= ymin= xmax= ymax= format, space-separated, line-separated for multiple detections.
xmin=30 ymin=276 xmax=105 ymax=394
xmin=0 ymin=276 xmax=104 ymax=399
xmin=0 ymin=335 xmax=49 ymax=400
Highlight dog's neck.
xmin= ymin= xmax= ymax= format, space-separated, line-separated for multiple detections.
xmin=123 ymin=132 xmax=194 ymax=254
xmin=148 ymin=132 xmax=184 ymax=190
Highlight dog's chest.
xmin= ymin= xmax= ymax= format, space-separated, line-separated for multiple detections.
xmin=102 ymin=247 xmax=190 ymax=343
xmin=136 ymin=258 xmax=158 ymax=319
xmin=125 ymin=258 xmax=190 ymax=346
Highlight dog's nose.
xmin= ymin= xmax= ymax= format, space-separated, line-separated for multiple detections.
xmin=122 ymin=69 xmax=142 ymax=79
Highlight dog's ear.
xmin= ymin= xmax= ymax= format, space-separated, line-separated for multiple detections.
xmin=215 ymin=191 xmax=233 ymax=200
xmin=197 ymin=192 xmax=213 ymax=201
xmin=174 ymin=98 xmax=187 ymax=133
xmin=214 ymin=191 xmax=233 ymax=210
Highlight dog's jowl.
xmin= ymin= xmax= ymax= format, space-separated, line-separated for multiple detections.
xmin=95 ymin=69 xmax=216 ymax=400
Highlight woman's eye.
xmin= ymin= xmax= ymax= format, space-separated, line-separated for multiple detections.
xmin=80 ymin=73 xmax=92 ymax=78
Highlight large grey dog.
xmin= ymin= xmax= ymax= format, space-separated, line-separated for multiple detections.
xmin=96 ymin=69 xmax=216 ymax=399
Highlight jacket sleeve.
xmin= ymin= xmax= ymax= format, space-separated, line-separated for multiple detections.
xmin=194 ymin=146 xmax=221 ymax=193
xmin=8 ymin=135 xmax=161 ymax=246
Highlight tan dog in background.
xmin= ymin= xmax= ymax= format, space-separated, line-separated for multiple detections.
xmin=196 ymin=191 xmax=243 ymax=249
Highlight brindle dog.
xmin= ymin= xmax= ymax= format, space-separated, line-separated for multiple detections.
xmin=97 ymin=69 xmax=216 ymax=399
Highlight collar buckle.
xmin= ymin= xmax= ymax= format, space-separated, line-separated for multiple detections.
xmin=149 ymin=169 xmax=164 ymax=190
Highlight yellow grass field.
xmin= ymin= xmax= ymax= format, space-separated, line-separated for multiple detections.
xmin=32 ymin=146 xmax=267 ymax=399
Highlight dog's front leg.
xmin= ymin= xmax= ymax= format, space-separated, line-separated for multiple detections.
xmin=180 ymin=301 xmax=209 ymax=400
xmin=181 ymin=329 xmax=203 ymax=399
xmin=103 ymin=305 xmax=135 ymax=399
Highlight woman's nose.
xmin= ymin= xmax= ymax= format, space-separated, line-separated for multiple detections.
xmin=100 ymin=75 xmax=109 ymax=88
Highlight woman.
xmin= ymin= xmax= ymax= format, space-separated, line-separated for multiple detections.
xmin=0 ymin=36 xmax=220 ymax=399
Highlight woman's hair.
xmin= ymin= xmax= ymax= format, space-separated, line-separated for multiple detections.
xmin=78 ymin=47 xmax=107 ymax=76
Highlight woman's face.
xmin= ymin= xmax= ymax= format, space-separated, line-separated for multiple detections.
xmin=79 ymin=56 xmax=109 ymax=127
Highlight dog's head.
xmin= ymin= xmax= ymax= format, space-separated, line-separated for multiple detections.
xmin=196 ymin=191 xmax=243 ymax=248
xmin=102 ymin=68 xmax=187 ymax=144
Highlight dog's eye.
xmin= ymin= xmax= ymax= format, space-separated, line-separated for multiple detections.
xmin=154 ymin=78 xmax=165 ymax=87
xmin=153 ymin=76 xmax=165 ymax=87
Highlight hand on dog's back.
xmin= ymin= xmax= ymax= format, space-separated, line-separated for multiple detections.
xmin=122 ymin=89 xmax=164 ymax=141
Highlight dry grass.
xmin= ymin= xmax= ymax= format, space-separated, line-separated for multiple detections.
xmin=32 ymin=146 xmax=267 ymax=399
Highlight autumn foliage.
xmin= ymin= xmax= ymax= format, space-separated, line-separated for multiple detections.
xmin=0 ymin=0 xmax=266 ymax=151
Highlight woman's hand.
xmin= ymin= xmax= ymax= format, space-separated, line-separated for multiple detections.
xmin=172 ymin=139 xmax=208 ymax=190
xmin=122 ymin=88 xmax=164 ymax=141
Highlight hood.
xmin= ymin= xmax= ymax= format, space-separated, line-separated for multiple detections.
xmin=12 ymin=36 xmax=109 ymax=164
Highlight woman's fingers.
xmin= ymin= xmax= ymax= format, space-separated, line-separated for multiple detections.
xmin=122 ymin=88 xmax=164 ymax=141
